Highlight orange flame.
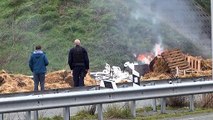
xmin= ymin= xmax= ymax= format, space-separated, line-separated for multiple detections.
xmin=137 ymin=53 xmax=154 ymax=64
xmin=136 ymin=43 xmax=163 ymax=64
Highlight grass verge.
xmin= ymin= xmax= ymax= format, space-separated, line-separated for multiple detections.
xmin=38 ymin=106 xmax=213 ymax=120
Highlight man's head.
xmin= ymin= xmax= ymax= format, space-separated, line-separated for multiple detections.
xmin=74 ymin=39 xmax=81 ymax=46
xmin=35 ymin=45 xmax=41 ymax=50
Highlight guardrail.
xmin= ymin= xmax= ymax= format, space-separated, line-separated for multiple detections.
xmin=140 ymin=76 xmax=211 ymax=86
xmin=0 ymin=80 xmax=213 ymax=120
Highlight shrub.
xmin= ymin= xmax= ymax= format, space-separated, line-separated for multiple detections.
xmin=41 ymin=11 xmax=59 ymax=23
xmin=39 ymin=21 xmax=54 ymax=32
xmin=39 ymin=116 xmax=63 ymax=120
xmin=8 ymin=0 xmax=26 ymax=7
xmin=104 ymin=104 xmax=132 ymax=119
xmin=167 ymin=96 xmax=188 ymax=108
xmin=71 ymin=107 xmax=97 ymax=120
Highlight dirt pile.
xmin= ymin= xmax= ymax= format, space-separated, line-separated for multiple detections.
xmin=0 ymin=70 xmax=97 ymax=94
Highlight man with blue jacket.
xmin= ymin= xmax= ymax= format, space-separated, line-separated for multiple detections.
xmin=29 ymin=45 xmax=49 ymax=91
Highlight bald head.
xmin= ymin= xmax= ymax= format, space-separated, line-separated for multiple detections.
xmin=74 ymin=39 xmax=81 ymax=46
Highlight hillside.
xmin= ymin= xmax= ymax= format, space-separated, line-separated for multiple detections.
xmin=0 ymin=0 xmax=211 ymax=74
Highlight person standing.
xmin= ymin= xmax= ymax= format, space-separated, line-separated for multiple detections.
xmin=29 ymin=45 xmax=49 ymax=91
xmin=68 ymin=39 xmax=89 ymax=87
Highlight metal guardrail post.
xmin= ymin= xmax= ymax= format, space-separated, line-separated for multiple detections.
xmin=97 ymin=104 xmax=103 ymax=120
xmin=161 ymin=98 xmax=166 ymax=114
xmin=63 ymin=107 xmax=70 ymax=120
xmin=189 ymin=95 xmax=195 ymax=111
xmin=33 ymin=110 xmax=38 ymax=120
xmin=26 ymin=111 xmax=31 ymax=120
xmin=0 ymin=113 xmax=3 ymax=120
xmin=152 ymin=99 xmax=157 ymax=112
xmin=130 ymin=100 xmax=136 ymax=118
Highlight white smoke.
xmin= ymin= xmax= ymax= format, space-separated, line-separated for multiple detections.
xmin=130 ymin=0 xmax=211 ymax=57
xmin=90 ymin=0 xmax=211 ymax=58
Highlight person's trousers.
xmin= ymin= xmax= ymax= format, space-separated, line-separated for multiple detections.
xmin=72 ymin=66 xmax=86 ymax=87
xmin=33 ymin=73 xmax=45 ymax=91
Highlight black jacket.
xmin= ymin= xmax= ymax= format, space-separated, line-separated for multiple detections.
xmin=68 ymin=45 xmax=89 ymax=70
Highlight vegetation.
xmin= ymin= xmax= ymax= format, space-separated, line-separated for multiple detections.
xmin=37 ymin=106 xmax=213 ymax=120
xmin=104 ymin=104 xmax=132 ymax=119
xmin=194 ymin=0 xmax=211 ymax=14
xmin=39 ymin=116 xmax=63 ymax=120
xmin=71 ymin=110 xmax=97 ymax=120
xmin=136 ymin=107 xmax=213 ymax=120
xmin=0 ymin=0 xmax=210 ymax=74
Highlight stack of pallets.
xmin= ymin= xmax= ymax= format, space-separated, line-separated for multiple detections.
xmin=161 ymin=49 xmax=192 ymax=76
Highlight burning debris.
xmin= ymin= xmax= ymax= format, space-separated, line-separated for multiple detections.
xmin=137 ymin=53 xmax=154 ymax=64
xmin=91 ymin=48 xmax=212 ymax=85
xmin=136 ymin=43 xmax=163 ymax=64
xmin=143 ymin=49 xmax=212 ymax=80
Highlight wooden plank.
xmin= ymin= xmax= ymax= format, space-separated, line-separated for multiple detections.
xmin=161 ymin=49 xmax=181 ymax=55
xmin=168 ymin=61 xmax=189 ymax=67
xmin=179 ymin=66 xmax=191 ymax=70
xmin=162 ymin=52 xmax=181 ymax=56
xmin=166 ymin=58 xmax=186 ymax=63
xmin=162 ymin=53 xmax=183 ymax=58
xmin=169 ymin=65 xmax=190 ymax=70
xmin=162 ymin=53 xmax=184 ymax=58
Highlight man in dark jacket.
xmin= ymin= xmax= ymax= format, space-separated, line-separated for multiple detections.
xmin=68 ymin=39 xmax=89 ymax=87
xmin=29 ymin=45 xmax=49 ymax=91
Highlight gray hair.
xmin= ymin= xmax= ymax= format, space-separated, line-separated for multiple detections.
xmin=74 ymin=39 xmax=81 ymax=45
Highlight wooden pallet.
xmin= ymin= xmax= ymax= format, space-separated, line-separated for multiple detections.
xmin=161 ymin=49 xmax=192 ymax=76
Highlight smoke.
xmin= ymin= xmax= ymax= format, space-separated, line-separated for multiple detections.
xmin=131 ymin=0 xmax=211 ymax=56
xmin=90 ymin=0 xmax=211 ymax=58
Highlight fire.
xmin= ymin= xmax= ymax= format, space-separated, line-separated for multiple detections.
xmin=137 ymin=53 xmax=154 ymax=64
xmin=136 ymin=43 xmax=163 ymax=64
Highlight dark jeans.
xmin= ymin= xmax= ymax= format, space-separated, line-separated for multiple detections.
xmin=33 ymin=73 xmax=45 ymax=91
xmin=73 ymin=66 xmax=86 ymax=87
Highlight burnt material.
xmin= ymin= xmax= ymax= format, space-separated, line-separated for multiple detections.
xmin=134 ymin=64 xmax=150 ymax=76
xmin=149 ymin=56 xmax=170 ymax=73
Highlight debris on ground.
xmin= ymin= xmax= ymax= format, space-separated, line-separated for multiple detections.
xmin=0 ymin=49 xmax=212 ymax=93
xmin=142 ymin=49 xmax=212 ymax=80
xmin=0 ymin=70 xmax=96 ymax=94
